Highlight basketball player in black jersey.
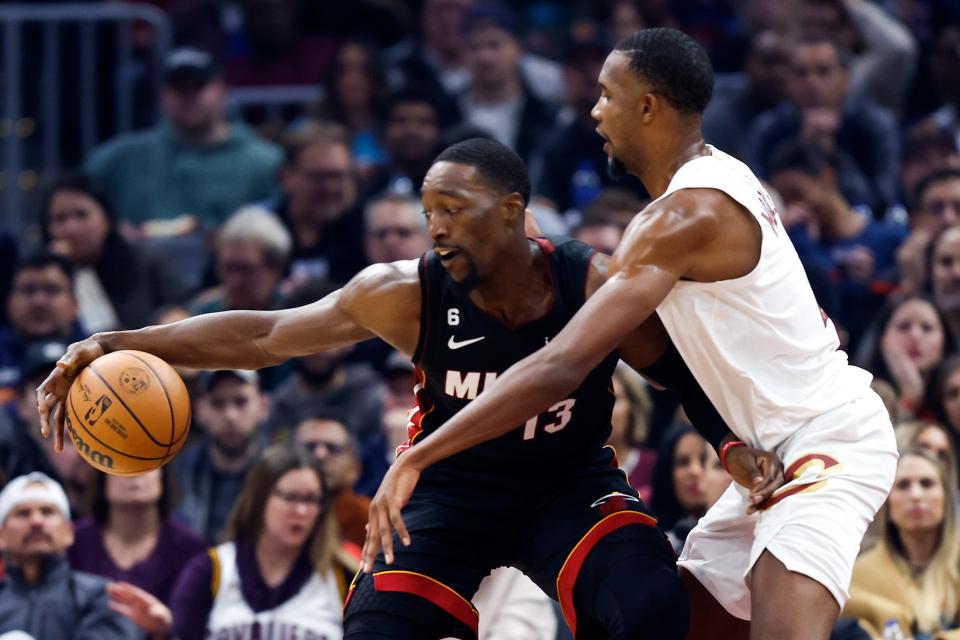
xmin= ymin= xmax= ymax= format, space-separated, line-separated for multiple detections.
xmin=38 ymin=138 xmax=781 ymax=639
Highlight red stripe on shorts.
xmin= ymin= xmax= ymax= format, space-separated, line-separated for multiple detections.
xmin=556 ymin=510 xmax=658 ymax=636
xmin=373 ymin=570 xmax=479 ymax=636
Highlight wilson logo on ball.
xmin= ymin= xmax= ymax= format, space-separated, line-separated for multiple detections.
xmin=66 ymin=415 xmax=115 ymax=470
xmin=119 ymin=368 xmax=150 ymax=394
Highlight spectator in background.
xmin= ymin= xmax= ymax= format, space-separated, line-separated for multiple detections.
xmin=938 ymin=356 xmax=960 ymax=445
xmin=0 ymin=232 xmax=16 ymax=327
xmin=899 ymin=127 xmax=960 ymax=211
xmin=68 ymin=469 xmax=206 ymax=607
xmin=895 ymin=420 xmax=958 ymax=478
xmin=316 ymin=40 xmax=388 ymax=175
xmin=109 ymin=445 xmax=353 ymax=640
xmin=40 ymin=173 xmax=188 ymax=332
xmin=356 ymin=351 xmax=415 ymax=496
xmin=572 ymin=188 xmax=645 ymax=255
xmin=0 ymin=254 xmax=83 ymax=403
xmin=223 ymin=0 xmax=338 ymax=88
xmin=843 ymin=448 xmax=960 ymax=639
xmin=702 ymin=30 xmax=789 ymax=159
xmin=85 ymin=48 xmax=282 ymax=231
xmin=746 ymin=36 xmax=899 ymax=211
xmin=294 ymin=413 xmax=369 ymax=549
xmin=768 ymin=141 xmax=905 ymax=348
xmin=366 ymin=89 xmax=443 ymax=197
xmin=899 ymin=168 xmax=960 ymax=296
xmin=0 ymin=473 xmax=136 ymax=639
xmin=531 ymin=38 xmax=646 ymax=217
xmin=0 ymin=341 xmax=93 ymax=516
xmin=386 ymin=0 xmax=474 ymax=126
xmin=922 ymin=25 xmax=960 ymax=149
xmin=650 ymin=424 xmax=708 ymax=552
xmin=363 ymin=194 xmax=430 ymax=266
xmin=458 ymin=3 xmax=558 ymax=162
xmin=269 ymin=123 xmax=366 ymax=285
xmin=863 ymin=296 xmax=955 ymax=423
xmin=267 ymin=341 xmax=383 ymax=445
xmin=931 ymin=226 xmax=960 ymax=342
xmin=798 ymin=0 xmax=917 ymax=114
xmin=190 ymin=206 xmax=290 ymax=314
xmin=607 ymin=363 xmax=655 ymax=502
xmin=173 ymin=369 xmax=268 ymax=543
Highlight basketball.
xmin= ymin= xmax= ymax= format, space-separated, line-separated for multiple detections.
xmin=65 ymin=350 xmax=191 ymax=476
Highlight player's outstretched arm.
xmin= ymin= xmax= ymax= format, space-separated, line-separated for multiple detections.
xmin=37 ymin=260 xmax=421 ymax=450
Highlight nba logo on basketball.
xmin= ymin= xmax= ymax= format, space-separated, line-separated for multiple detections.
xmin=83 ymin=395 xmax=112 ymax=427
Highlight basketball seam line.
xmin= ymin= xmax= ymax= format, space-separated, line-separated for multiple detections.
xmin=124 ymin=351 xmax=177 ymax=459
xmin=67 ymin=391 xmax=168 ymax=461
xmin=87 ymin=363 xmax=172 ymax=448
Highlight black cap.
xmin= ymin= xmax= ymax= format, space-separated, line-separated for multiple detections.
xmin=195 ymin=369 xmax=259 ymax=395
xmin=163 ymin=48 xmax=220 ymax=88
xmin=461 ymin=2 xmax=519 ymax=37
xmin=19 ymin=341 xmax=68 ymax=384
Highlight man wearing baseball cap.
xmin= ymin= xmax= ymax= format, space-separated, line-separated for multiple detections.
xmin=172 ymin=369 xmax=268 ymax=543
xmin=0 ymin=473 xmax=136 ymax=639
xmin=83 ymin=47 xmax=282 ymax=232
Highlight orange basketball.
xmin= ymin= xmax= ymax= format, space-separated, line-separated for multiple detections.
xmin=65 ymin=350 xmax=191 ymax=476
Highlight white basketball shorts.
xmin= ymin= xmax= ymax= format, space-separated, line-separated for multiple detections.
xmin=677 ymin=390 xmax=898 ymax=620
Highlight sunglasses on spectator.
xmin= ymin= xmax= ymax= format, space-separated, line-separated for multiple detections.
xmin=369 ymin=226 xmax=418 ymax=241
xmin=272 ymin=489 xmax=324 ymax=507
xmin=300 ymin=440 xmax=350 ymax=455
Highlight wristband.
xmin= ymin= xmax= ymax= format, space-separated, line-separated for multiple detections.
xmin=720 ymin=440 xmax=747 ymax=472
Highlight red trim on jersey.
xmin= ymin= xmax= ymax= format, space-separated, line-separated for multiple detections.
xmin=533 ymin=236 xmax=556 ymax=254
xmin=373 ymin=570 xmax=479 ymax=636
xmin=342 ymin=568 xmax=363 ymax=614
xmin=396 ymin=367 xmax=435 ymax=457
xmin=556 ymin=510 xmax=658 ymax=636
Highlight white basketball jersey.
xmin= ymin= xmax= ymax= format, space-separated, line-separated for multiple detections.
xmin=206 ymin=541 xmax=343 ymax=640
xmin=654 ymin=146 xmax=874 ymax=451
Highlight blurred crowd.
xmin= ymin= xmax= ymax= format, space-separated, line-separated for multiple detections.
xmin=2 ymin=0 xmax=960 ymax=638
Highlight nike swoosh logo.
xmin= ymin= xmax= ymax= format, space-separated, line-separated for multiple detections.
xmin=448 ymin=335 xmax=486 ymax=350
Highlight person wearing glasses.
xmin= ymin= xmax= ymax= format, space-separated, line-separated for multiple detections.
xmin=294 ymin=412 xmax=370 ymax=549
xmin=107 ymin=444 xmax=356 ymax=640
xmin=363 ymin=194 xmax=430 ymax=267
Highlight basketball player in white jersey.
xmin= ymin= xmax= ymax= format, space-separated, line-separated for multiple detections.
xmin=364 ymin=28 xmax=898 ymax=640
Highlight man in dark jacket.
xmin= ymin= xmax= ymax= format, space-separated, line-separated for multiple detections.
xmin=0 ymin=472 xmax=136 ymax=639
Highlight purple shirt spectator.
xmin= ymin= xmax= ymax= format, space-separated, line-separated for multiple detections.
xmin=68 ymin=518 xmax=206 ymax=605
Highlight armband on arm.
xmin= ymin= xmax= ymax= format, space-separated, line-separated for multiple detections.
xmin=637 ymin=342 xmax=734 ymax=454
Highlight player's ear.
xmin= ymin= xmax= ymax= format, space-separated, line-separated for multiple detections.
xmin=641 ymin=93 xmax=657 ymax=123
xmin=501 ymin=193 xmax=526 ymax=225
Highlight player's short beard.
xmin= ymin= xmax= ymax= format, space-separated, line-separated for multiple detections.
xmin=607 ymin=156 xmax=628 ymax=181
xmin=448 ymin=258 xmax=482 ymax=294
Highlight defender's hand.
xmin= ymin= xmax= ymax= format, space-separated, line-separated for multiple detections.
xmin=724 ymin=445 xmax=784 ymax=513
xmin=361 ymin=456 xmax=421 ymax=572
xmin=35 ymin=338 xmax=105 ymax=451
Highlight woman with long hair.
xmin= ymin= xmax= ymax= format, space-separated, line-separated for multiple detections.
xmin=650 ymin=423 xmax=708 ymax=551
xmin=108 ymin=445 xmax=355 ymax=640
xmin=843 ymin=448 xmax=960 ymax=638
xmin=862 ymin=295 xmax=956 ymax=422
xmin=67 ymin=468 xmax=205 ymax=605
xmin=40 ymin=173 xmax=188 ymax=331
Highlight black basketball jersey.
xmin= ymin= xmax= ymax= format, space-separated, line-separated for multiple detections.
xmin=405 ymin=237 xmax=620 ymax=485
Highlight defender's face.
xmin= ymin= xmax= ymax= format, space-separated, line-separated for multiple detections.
xmin=420 ymin=161 xmax=506 ymax=288
xmin=592 ymin=52 xmax=642 ymax=179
